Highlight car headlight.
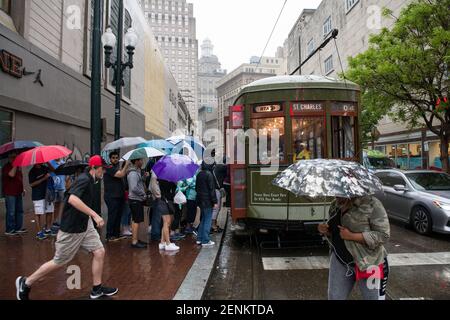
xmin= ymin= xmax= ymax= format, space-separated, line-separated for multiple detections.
xmin=433 ymin=201 xmax=450 ymax=211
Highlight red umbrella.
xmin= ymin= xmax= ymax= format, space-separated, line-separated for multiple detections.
xmin=13 ymin=145 xmax=72 ymax=167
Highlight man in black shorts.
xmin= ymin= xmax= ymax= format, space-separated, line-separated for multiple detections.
xmin=127 ymin=158 xmax=147 ymax=249
xmin=15 ymin=155 xmax=119 ymax=300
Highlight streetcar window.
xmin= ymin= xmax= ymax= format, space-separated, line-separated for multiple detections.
xmin=292 ymin=117 xmax=324 ymax=162
xmin=332 ymin=116 xmax=355 ymax=159
xmin=251 ymin=117 xmax=285 ymax=163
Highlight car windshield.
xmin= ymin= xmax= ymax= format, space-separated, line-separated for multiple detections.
xmin=406 ymin=172 xmax=450 ymax=191
xmin=368 ymin=157 xmax=395 ymax=169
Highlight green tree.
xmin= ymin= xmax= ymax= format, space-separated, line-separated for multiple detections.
xmin=345 ymin=0 xmax=450 ymax=171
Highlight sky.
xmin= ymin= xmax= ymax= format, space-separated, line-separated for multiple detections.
xmin=189 ymin=0 xmax=323 ymax=72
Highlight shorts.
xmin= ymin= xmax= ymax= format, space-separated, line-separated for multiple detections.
xmin=129 ymin=199 xmax=145 ymax=223
xmin=53 ymin=219 xmax=104 ymax=265
xmin=55 ymin=190 xmax=66 ymax=203
xmin=33 ymin=199 xmax=54 ymax=215
xmin=153 ymin=198 xmax=171 ymax=216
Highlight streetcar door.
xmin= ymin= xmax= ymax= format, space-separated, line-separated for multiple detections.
xmin=228 ymin=105 xmax=247 ymax=222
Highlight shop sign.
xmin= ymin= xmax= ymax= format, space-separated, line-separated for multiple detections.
xmin=292 ymin=103 xmax=324 ymax=112
xmin=254 ymin=105 xmax=282 ymax=113
xmin=0 ymin=49 xmax=44 ymax=86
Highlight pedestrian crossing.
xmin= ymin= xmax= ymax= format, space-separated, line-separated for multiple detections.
xmin=262 ymin=252 xmax=450 ymax=271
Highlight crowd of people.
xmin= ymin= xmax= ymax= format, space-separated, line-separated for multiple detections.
xmin=3 ymin=150 xmax=231 ymax=253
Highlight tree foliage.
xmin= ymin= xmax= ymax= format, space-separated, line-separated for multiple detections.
xmin=345 ymin=0 xmax=450 ymax=156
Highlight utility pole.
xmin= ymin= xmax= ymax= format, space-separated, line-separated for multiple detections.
xmin=114 ymin=0 xmax=124 ymax=140
xmin=90 ymin=0 xmax=103 ymax=217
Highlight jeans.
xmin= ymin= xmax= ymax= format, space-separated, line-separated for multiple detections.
xmin=186 ymin=200 xmax=197 ymax=224
xmin=121 ymin=200 xmax=131 ymax=227
xmin=105 ymin=197 xmax=124 ymax=238
xmin=150 ymin=199 xmax=163 ymax=241
xmin=328 ymin=252 xmax=389 ymax=300
xmin=5 ymin=195 xmax=24 ymax=233
xmin=197 ymin=207 xmax=213 ymax=245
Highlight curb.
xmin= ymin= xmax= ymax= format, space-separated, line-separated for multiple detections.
xmin=173 ymin=209 xmax=229 ymax=300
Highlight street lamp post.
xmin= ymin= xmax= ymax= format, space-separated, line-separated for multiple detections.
xmin=101 ymin=4 xmax=138 ymax=141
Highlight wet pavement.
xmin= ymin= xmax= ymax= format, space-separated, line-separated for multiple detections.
xmin=204 ymin=220 xmax=450 ymax=300
xmin=0 ymin=212 xmax=201 ymax=300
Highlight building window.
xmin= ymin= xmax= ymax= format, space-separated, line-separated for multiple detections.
xmin=324 ymin=55 xmax=334 ymax=74
xmin=323 ymin=16 xmax=332 ymax=38
xmin=307 ymin=38 xmax=314 ymax=56
xmin=346 ymin=0 xmax=359 ymax=13
xmin=0 ymin=0 xmax=11 ymax=14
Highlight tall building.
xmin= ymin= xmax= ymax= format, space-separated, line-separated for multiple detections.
xmin=142 ymin=0 xmax=199 ymax=133
xmin=216 ymin=54 xmax=285 ymax=154
xmin=286 ymin=0 xmax=445 ymax=170
xmin=198 ymin=38 xmax=226 ymax=137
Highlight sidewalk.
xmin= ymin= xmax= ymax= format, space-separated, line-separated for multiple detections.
xmin=0 ymin=207 xmax=228 ymax=300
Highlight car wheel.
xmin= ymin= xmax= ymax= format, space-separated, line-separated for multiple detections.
xmin=410 ymin=206 xmax=433 ymax=235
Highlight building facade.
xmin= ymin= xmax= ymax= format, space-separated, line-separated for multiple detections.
xmin=0 ymin=0 xmax=185 ymax=212
xmin=216 ymin=54 xmax=285 ymax=153
xmin=197 ymin=38 xmax=226 ymax=137
xmin=141 ymin=0 xmax=199 ymax=132
xmin=286 ymin=0 xmax=445 ymax=170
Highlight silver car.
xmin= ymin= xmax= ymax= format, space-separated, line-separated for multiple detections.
xmin=374 ymin=169 xmax=450 ymax=235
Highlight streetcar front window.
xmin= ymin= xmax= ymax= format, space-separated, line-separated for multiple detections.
xmin=251 ymin=117 xmax=285 ymax=163
xmin=292 ymin=117 xmax=324 ymax=162
xmin=332 ymin=116 xmax=355 ymax=159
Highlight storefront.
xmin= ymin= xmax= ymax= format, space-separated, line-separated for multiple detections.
xmin=0 ymin=23 xmax=145 ymax=212
xmin=374 ymin=128 xmax=444 ymax=170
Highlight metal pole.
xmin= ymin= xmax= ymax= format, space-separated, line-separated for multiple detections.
xmin=91 ymin=0 xmax=103 ymax=218
xmin=114 ymin=0 xmax=124 ymax=140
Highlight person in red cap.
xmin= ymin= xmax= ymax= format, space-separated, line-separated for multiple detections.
xmin=15 ymin=155 xmax=119 ymax=300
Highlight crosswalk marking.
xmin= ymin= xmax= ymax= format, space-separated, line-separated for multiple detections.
xmin=262 ymin=252 xmax=450 ymax=271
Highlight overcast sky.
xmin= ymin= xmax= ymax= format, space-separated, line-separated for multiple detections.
xmin=189 ymin=0 xmax=323 ymax=72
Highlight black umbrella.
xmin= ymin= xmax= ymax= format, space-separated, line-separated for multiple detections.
xmin=54 ymin=160 xmax=88 ymax=175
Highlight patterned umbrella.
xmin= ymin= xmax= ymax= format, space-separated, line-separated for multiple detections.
xmin=152 ymin=154 xmax=200 ymax=183
xmin=272 ymin=159 xmax=383 ymax=199
xmin=0 ymin=140 xmax=43 ymax=159
xmin=12 ymin=145 xmax=72 ymax=167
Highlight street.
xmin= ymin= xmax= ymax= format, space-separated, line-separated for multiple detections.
xmin=204 ymin=219 xmax=450 ymax=300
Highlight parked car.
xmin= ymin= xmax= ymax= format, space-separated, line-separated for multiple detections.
xmin=374 ymin=169 xmax=450 ymax=235
xmin=363 ymin=150 xmax=396 ymax=172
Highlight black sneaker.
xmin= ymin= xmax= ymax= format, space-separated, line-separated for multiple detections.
xmin=5 ymin=230 xmax=18 ymax=236
xmin=90 ymin=286 xmax=118 ymax=299
xmin=131 ymin=242 xmax=147 ymax=249
xmin=15 ymin=276 xmax=31 ymax=300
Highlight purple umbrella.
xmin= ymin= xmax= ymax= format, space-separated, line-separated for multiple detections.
xmin=152 ymin=154 xmax=200 ymax=183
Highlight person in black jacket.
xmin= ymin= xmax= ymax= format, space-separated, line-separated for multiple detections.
xmin=195 ymin=161 xmax=218 ymax=247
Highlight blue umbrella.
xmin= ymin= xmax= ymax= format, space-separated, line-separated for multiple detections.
xmin=152 ymin=154 xmax=200 ymax=183
xmin=139 ymin=139 xmax=175 ymax=152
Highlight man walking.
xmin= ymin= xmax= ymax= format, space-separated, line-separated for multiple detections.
xmin=16 ymin=155 xmax=118 ymax=300
xmin=103 ymin=152 xmax=129 ymax=241
xmin=2 ymin=152 xmax=27 ymax=235
xmin=50 ymin=158 xmax=66 ymax=231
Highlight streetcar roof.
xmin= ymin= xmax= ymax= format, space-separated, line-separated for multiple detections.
xmin=240 ymin=75 xmax=360 ymax=94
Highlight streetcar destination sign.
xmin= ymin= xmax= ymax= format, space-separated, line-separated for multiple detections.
xmin=331 ymin=102 xmax=357 ymax=113
xmin=254 ymin=105 xmax=282 ymax=113
xmin=292 ymin=103 xmax=324 ymax=112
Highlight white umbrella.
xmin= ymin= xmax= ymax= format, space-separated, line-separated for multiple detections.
xmin=171 ymin=141 xmax=200 ymax=163
xmin=122 ymin=147 xmax=165 ymax=161
xmin=103 ymin=137 xmax=147 ymax=152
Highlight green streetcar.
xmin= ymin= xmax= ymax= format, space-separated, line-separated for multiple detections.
xmin=224 ymin=75 xmax=362 ymax=234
